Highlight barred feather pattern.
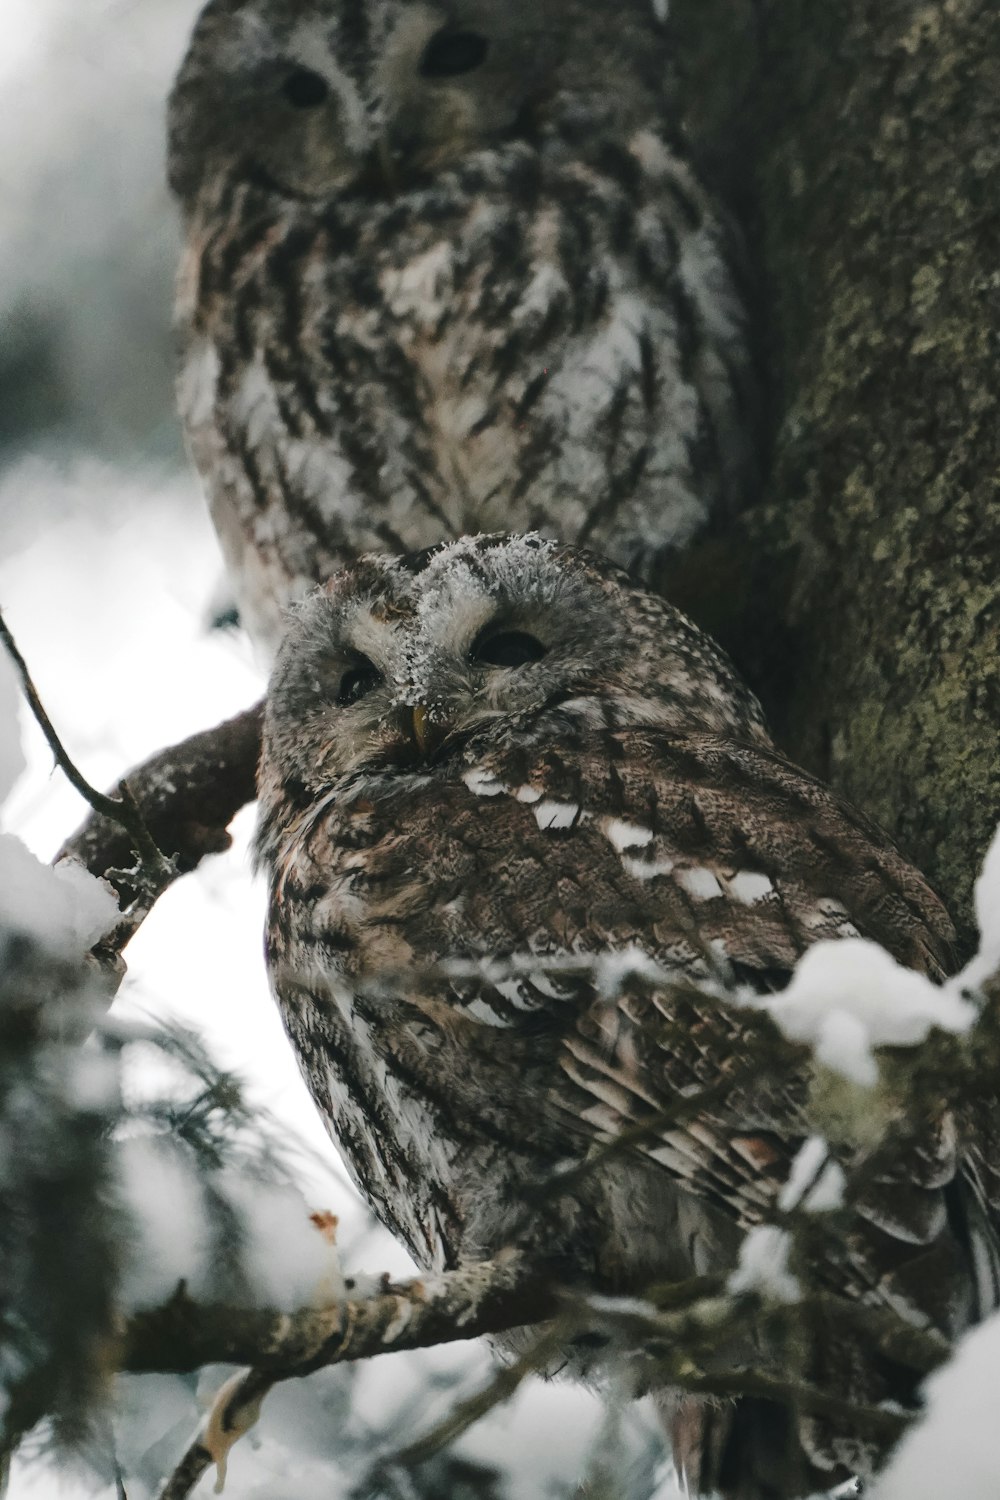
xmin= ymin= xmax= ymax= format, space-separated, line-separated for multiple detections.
xmin=255 ymin=537 xmax=999 ymax=1495
xmin=170 ymin=0 xmax=755 ymax=652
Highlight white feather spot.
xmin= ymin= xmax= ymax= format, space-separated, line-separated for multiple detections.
xmin=514 ymin=784 xmax=543 ymax=804
xmin=533 ymin=799 xmax=580 ymax=830
xmin=677 ymin=866 xmax=724 ymax=901
xmin=602 ymin=818 xmax=654 ymax=852
xmin=526 ymin=971 xmax=569 ymax=1000
xmin=465 ymin=997 xmax=510 ymax=1028
xmin=495 ymin=979 xmax=539 ymax=1012
xmin=728 ymin=870 xmax=774 ymax=905
xmin=462 ymin=767 xmax=507 ymax=797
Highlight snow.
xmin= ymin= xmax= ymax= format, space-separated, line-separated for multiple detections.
xmin=778 ymin=1136 xmax=845 ymax=1215
xmin=0 ymin=656 xmax=125 ymax=957
xmin=116 ymin=1135 xmax=212 ymax=1310
xmin=873 ymin=1311 xmax=1000 ymax=1500
xmin=595 ymin=945 xmax=666 ymax=999
xmin=222 ymin=1175 xmax=346 ymax=1311
xmin=972 ymin=823 xmax=1000 ymax=966
xmin=728 ymin=1226 xmax=800 ymax=1305
xmin=0 ymin=833 xmax=118 ymax=957
xmin=953 ymin=821 xmax=1000 ymax=992
xmin=760 ymin=938 xmax=976 ymax=1088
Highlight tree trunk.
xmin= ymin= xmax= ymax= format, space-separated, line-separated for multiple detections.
xmin=670 ymin=0 xmax=1000 ymax=951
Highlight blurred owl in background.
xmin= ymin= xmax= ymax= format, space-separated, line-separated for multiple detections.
xmin=256 ymin=534 xmax=999 ymax=1498
xmin=168 ymin=0 xmax=756 ymax=654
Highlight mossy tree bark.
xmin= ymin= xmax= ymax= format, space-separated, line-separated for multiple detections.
xmin=671 ymin=0 xmax=1000 ymax=949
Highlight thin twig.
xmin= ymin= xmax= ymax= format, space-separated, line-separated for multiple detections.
xmin=380 ymin=1316 xmax=579 ymax=1474
xmin=0 ymin=607 xmax=173 ymax=881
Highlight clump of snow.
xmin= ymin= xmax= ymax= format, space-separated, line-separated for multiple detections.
xmin=116 ymin=1135 xmax=211 ymax=1310
xmin=595 ymin=945 xmax=667 ymax=999
xmin=873 ymin=1311 xmax=1000 ymax=1500
xmin=65 ymin=1044 xmax=121 ymax=1114
xmin=117 ymin=1137 xmax=348 ymax=1316
xmin=778 ymin=1135 xmax=845 ymax=1215
xmin=952 ymin=822 xmax=1000 ymax=993
xmin=972 ymin=824 xmax=1000 ymax=969
xmin=759 ymin=939 xmax=975 ymax=1088
xmin=52 ymin=854 xmax=120 ymax=945
xmin=221 ymin=1175 xmax=345 ymax=1311
xmin=728 ymin=1225 xmax=800 ymax=1304
xmin=0 ymin=834 xmax=118 ymax=957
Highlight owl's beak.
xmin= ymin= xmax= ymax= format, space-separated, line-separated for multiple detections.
xmin=411 ymin=704 xmax=445 ymax=757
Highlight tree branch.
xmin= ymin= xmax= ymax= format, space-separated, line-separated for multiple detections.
xmin=0 ymin=606 xmax=174 ymax=884
xmin=139 ymin=1252 xmax=562 ymax=1500
xmin=125 ymin=1251 xmax=559 ymax=1377
xmin=57 ymin=701 xmax=263 ymax=966
xmin=141 ymin=1257 xmax=927 ymax=1500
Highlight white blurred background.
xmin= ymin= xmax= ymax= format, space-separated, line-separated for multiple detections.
xmin=0 ymin=4 xmax=673 ymax=1495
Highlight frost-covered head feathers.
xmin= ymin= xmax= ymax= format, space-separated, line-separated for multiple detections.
xmin=259 ymin=534 xmax=771 ymax=799
xmin=169 ymin=0 xmax=669 ymax=203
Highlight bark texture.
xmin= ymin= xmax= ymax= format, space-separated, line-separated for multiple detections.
xmin=672 ymin=0 xmax=1000 ymax=949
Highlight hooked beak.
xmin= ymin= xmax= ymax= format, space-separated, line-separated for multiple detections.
xmin=380 ymin=706 xmax=458 ymax=767
xmin=410 ymin=704 xmax=445 ymax=758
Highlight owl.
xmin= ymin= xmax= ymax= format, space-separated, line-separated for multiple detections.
xmin=255 ymin=534 xmax=999 ymax=1496
xmin=168 ymin=0 xmax=756 ymax=655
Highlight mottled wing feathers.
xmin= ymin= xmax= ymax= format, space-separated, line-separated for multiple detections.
xmin=267 ymin=726 xmax=958 ymax=1263
xmin=445 ymin=728 xmax=955 ymax=980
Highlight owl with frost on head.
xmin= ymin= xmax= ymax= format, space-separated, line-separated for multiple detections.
xmin=256 ymin=533 xmax=1000 ymax=1499
xmin=168 ymin=0 xmax=756 ymax=654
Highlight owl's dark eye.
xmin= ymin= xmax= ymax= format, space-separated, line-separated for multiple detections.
xmin=337 ymin=659 xmax=383 ymax=706
xmin=281 ymin=68 xmax=330 ymax=109
xmin=471 ymin=630 xmax=547 ymax=668
xmin=419 ymin=29 xmax=490 ymax=79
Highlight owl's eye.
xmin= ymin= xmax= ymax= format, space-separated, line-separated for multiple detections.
xmin=471 ymin=630 xmax=547 ymax=668
xmin=419 ymin=29 xmax=490 ymax=79
xmin=281 ymin=68 xmax=330 ymax=109
xmin=337 ymin=659 xmax=383 ymax=705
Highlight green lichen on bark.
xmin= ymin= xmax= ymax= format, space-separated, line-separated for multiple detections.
xmin=673 ymin=0 xmax=1000 ymax=947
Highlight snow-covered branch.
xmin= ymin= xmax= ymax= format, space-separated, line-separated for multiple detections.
xmin=58 ymin=701 xmax=262 ymax=971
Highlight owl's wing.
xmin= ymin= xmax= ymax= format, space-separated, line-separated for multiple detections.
xmin=286 ymin=725 xmax=976 ymax=1288
xmin=360 ymin=728 xmax=978 ymax=1303
xmin=276 ymin=723 xmax=992 ymax=1480
xmin=458 ymin=728 xmax=957 ymax=983
xmin=444 ymin=729 xmax=996 ymax=1437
